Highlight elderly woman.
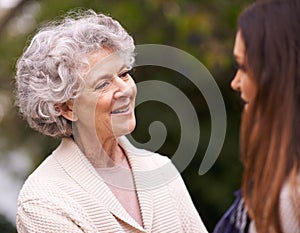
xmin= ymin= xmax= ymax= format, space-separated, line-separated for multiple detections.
xmin=15 ymin=10 xmax=207 ymax=233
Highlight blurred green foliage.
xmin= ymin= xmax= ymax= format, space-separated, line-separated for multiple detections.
xmin=0 ymin=214 xmax=16 ymax=233
xmin=0 ymin=0 xmax=253 ymax=232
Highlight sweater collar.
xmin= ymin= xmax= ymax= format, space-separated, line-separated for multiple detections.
xmin=52 ymin=136 xmax=153 ymax=232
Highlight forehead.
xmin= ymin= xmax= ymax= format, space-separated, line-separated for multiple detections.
xmin=87 ymin=49 xmax=124 ymax=69
xmin=233 ymin=30 xmax=246 ymax=59
xmin=85 ymin=49 xmax=126 ymax=81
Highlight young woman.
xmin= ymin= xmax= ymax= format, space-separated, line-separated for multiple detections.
xmin=214 ymin=0 xmax=300 ymax=232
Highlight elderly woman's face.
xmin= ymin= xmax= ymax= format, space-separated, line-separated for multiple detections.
xmin=73 ymin=49 xmax=137 ymax=140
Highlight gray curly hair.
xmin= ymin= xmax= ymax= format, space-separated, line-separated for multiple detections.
xmin=15 ymin=9 xmax=135 ymax=138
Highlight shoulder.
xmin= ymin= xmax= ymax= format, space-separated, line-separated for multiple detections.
xmin=250 ymin=181 xmax=300 ymax=233
xmin=17 ymin=140 xmax=74 ymax=203
xmin=18 ymin=158 xmax=67 ymax=204
xmin=278 ymin=180 xmax=300 ymax=232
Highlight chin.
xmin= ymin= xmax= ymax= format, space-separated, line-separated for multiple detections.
xmin=112 ymin=118 xmax=136 ymax=138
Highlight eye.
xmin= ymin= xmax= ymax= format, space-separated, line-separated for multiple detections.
xmin=95 ymin=80 xmax=111 ymax=90
xmin=119 ymin=70 xmax=131 ymax=80
xmin=234 ymin=62 xmax=247 ymax=72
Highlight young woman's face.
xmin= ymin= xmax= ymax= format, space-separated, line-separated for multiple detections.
xmin=74 ymin=49 xmax=137 ymax=140
xmin=231 ymin=30 xmax=257 ymax=110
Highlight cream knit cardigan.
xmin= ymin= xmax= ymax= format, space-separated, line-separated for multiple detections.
xmin=16 ymin=136 xmax=208 ymax=233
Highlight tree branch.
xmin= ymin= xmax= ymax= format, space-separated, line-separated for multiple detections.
xmin=0 ymin=0 xmax=35 ymax=37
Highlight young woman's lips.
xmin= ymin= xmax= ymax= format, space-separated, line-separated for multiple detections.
xmin=243 ymin=100 xmax=249 ymax=109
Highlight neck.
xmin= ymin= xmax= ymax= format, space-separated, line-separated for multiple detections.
xmin=73 ymin=129 xmax=125 ymax=168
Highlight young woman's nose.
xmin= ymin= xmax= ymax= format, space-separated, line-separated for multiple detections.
xmin=231 ymin=71 xmax=241 ymax=92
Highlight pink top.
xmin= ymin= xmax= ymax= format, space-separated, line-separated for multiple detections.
xmin=96 ymin=157 xmax=143 ymax=227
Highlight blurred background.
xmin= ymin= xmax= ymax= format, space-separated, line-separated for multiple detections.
xmin=0 ymin=0 xmax=252 ymax=232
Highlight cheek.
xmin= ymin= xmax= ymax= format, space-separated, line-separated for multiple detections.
xmin=95 ymin=95 xmax=113 ymax=116
xmin=94 ymin=97 xmax=114 ymax=131
xmin=74 ymin=95 xmax=97 ymax=119
xmin=243 ymin=76 xmax=257 ymax=99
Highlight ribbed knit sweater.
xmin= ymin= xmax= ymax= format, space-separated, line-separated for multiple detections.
xmin=16 ymin=136 xmax=208 ymax=233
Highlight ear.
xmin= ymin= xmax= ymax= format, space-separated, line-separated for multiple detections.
xmin=55 ymin=100 xmax=78 ymax=122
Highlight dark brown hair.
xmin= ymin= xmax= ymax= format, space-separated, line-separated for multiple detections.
xmin=238 ymin=0 xmax=300 ymax=232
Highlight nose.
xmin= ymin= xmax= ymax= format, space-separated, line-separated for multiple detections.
xmin=231 ymin=71 xmax=241 ymax=92
xmin=113 ymin=75 xmax=134 ymax=99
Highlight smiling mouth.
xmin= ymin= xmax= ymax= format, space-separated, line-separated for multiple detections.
xmin=111 ymin=106 xmax=130 ymax=114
